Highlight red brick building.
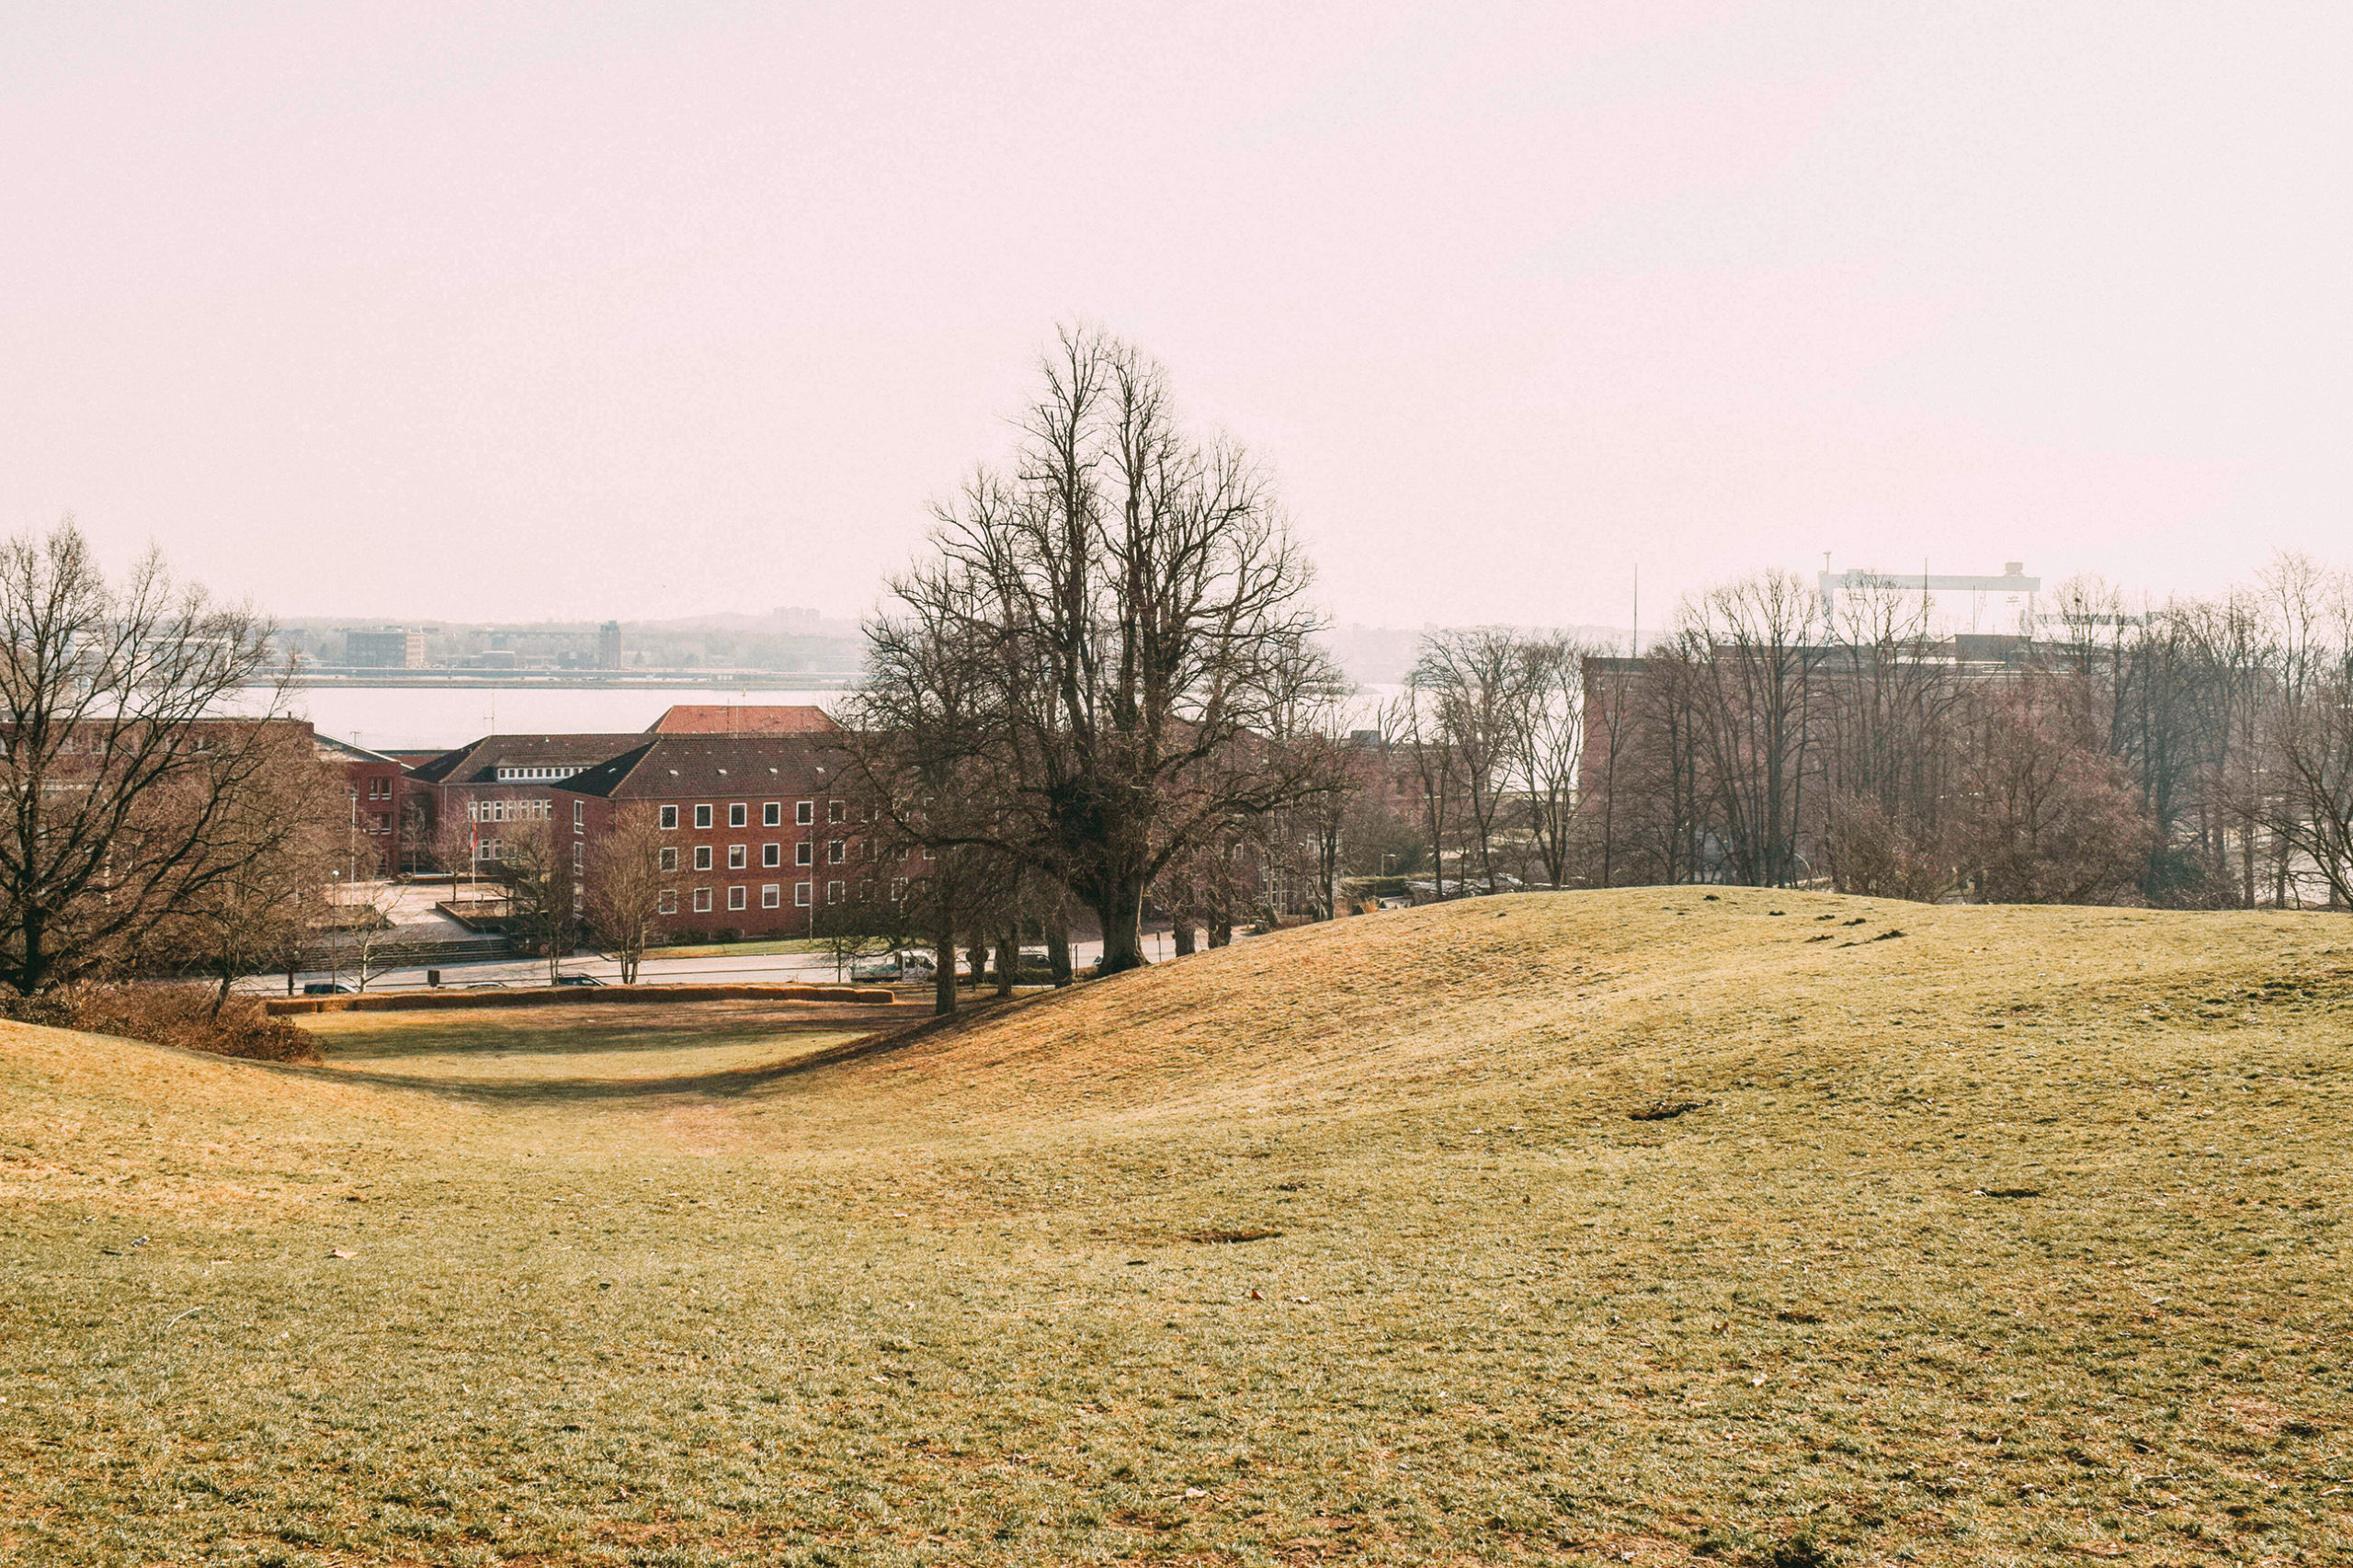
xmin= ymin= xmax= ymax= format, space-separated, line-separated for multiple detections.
xmin=558 ymin=732 xmax=921 ymax=938
xmin=398 ymin=708 xmax=919 ymax=939
xmin=405 ymin=733 xmax=649 ymax=870
xmin=312 ymin=731 xmax=409 ymax=878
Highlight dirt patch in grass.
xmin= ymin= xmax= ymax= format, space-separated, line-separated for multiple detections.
xmin=2 ymin=888 xmax=2350 ymax=1565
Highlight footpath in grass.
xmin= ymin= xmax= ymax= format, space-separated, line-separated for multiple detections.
xmin=1 ymin=890 xmax=2347 ymax=1566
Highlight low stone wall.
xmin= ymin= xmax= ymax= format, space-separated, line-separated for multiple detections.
xmin=267 ymin=983 xmax=900 ymax=1016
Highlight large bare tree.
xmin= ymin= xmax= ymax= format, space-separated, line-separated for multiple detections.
xmin=0 ymin=522 xmax=291 ymax=995
xmin=858 ymin=327 xmax=1336 ymax=972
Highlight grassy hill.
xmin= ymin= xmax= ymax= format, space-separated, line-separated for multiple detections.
xmin=2 ymin=890 xmax=2347 ymax=1566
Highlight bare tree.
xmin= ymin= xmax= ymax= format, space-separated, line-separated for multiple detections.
xmin=151 ymin=726 xmax=346 ymax=1010
xmin=859 ymin=326 xmax=1337 ymax=971
xmin=2261 ymin=569 xmax=2353 ymax=905
xmin=1957 ymin=678 xmax=2153 ymax=903
xmin=494 ymin=817 xmax=577 ymax=985
xmin=1383 ymin=687 xmax=1461 ymax=897
xmin=1410 ymin=629 xmax=1523 ymax=892
xmin=582 ymin=802 xmax=667 ymax=983
xmin=1677 ymin=571 xmax=1825 ymax=886
xmin=335 ymin=880 xmax=406 ymax=993
xmin=0 ymin=522 xmax=291 ymax=995
xmin=1508 ymin=634 xmax=1589 ymax=889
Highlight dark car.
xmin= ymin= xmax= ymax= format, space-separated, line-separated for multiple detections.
xmin=553 ymin=973 xmax=605 ymax=987
xmin=301 ymin=983 xmax=354 ymax=995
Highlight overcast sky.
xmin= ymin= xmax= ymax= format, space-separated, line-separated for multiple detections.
xmin=5 ymin=4 xmax=2348 ymax=632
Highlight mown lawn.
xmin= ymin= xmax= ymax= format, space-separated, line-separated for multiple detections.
xmin=1 ymin=891 xmax=2347 ymax=1566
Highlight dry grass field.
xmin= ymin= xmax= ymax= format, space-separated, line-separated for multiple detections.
xmin=2 ymin=890 xmax=2348 ymax=1567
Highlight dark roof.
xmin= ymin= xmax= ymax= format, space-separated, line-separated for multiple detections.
xmin=555 ymin=733 xmax=848 ymax=801
xmin=407 ymin=733 xmax=650 ymax=786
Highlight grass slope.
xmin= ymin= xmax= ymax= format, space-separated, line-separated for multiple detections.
xmin=1 ymin=890 xmax=2348 ymax=1566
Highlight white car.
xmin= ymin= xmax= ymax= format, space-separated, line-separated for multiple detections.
xmin=851 ymin=951 xmax=937 ymax=983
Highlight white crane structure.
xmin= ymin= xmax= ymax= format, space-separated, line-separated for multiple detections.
xmin=1817 ymin=560 xmax=2040 ymax=633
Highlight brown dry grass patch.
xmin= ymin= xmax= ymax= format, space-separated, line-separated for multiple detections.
xmin=1 ymin=889 xmax=2348 ymax=1566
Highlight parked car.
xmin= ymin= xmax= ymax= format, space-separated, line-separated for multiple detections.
xmin=851 ymin=951 xmax=936 ymax=983
xmin=553 ymin=973 xmax=605 ymax=987
xmin=301 ymin=983 xmax=353 ymax=995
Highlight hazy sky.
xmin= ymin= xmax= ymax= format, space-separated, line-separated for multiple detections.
xmin=5 ymin=4 xmax=2348 ymax=632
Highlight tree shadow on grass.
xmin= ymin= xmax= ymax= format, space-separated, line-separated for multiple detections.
xmin=318 ymin=1026 xmax=838 ymax=1063
xmin=306 ymin=1023 xmax=927 ymax=1105
xmin=302 ymin=996 xmax=1032 ymax=1106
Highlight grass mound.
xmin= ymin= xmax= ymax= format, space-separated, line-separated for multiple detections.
xmin=2 ymin=889 xmax=2348 ymax=1566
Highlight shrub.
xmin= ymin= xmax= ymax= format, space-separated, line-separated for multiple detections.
xmin=15 ymin=983 xmax=324 ymax=1063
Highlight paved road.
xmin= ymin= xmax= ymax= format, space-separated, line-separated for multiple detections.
xmin=235 ymin=928 xmax=1222 ymax=996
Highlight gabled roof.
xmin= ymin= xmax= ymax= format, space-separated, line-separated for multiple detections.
xmin=556 ymin=733 xmax=849 ymax=801
xmin=408 ymin=733 xmax=649 ymax=786
xmin=650 ymin=704 xmax=839 ymax=735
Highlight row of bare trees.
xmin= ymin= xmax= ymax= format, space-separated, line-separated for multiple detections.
xmin=1582 ymin=556 xmax=2353 ymax=907
xmin=1385 ymin=629 xmax=1593 ymax=894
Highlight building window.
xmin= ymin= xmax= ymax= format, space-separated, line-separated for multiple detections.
xmin=923 ymin=846 xmax=937 ymax=860
xmin=694 ymin=804 xmax=712 ymax=829
xmin=574 ymin=800 xmax=585 ymax=826
xmin=572 ymin=842 xmax=583 ymax=870
xmin=796 ymin=801 xmax=813 ymax=825
xmin=795 ymin=842 xmax=813 ymax=867
xmin=826 ymin=880 xmax=846 ymax=903
xmin=763 ymin=802 xmax=781 ymax=827
xmin=761 ymin=883 xmax=780 ymax=908
xmin=728 ymin=802 xmax=747 ymax=828
xmin=794 ymin=881 xmax=812 ymax=907
xmin=827 ymin=839 xmax=846 ymax=865
xmin=660 ymin=805 xmax=678 ymax=829
xmin=657 ymin=889 xmax=676 ymax=915
xmin=762 ymin=842 xmax=780 ymax=868
xmin=890 ymin=877 xmax=907 ymax=902
xmin=828 ymin=800 xmax=846 ymax=824
xmin=693 ymin=846 xmax=713 ymax=870
xmin=659 ymin=846 xmax=677 ymax=871
xmin=727 ymin=845 xmax=747 ymax=869
xmin=692 ymin=887 xmax=713 ymax=913
xmin=727 ymin=885 xmax=747 ymax=911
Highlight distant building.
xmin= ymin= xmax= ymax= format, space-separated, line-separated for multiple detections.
xmin=346 ymin=628 xmax=426 ymax=669
xmin=649 ymin=704 xmax=839 ymax=735
xmin=310 ymin=731 xmax=410 ymax=878
xmin=597 ymin=620 xmax=623 ymax=669
xmin=402 ymin=720 xmax=916 ymax=937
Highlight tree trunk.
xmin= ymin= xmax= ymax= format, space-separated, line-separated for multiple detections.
xmin=1094 ymin=877 xmax=1148 ymax=973
xmin=931 ymin=901 xmax=958 ymax=1017
xmin=1208 ymin=915 xmax=1232 ymax=949
xmin=994 ymin=927 xmax=1017 ymax=996
xmin=1046 ymin=915 xmax=1073 ymax=986
xmin=1172 ymin=917 xmax=1196 ymax=956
